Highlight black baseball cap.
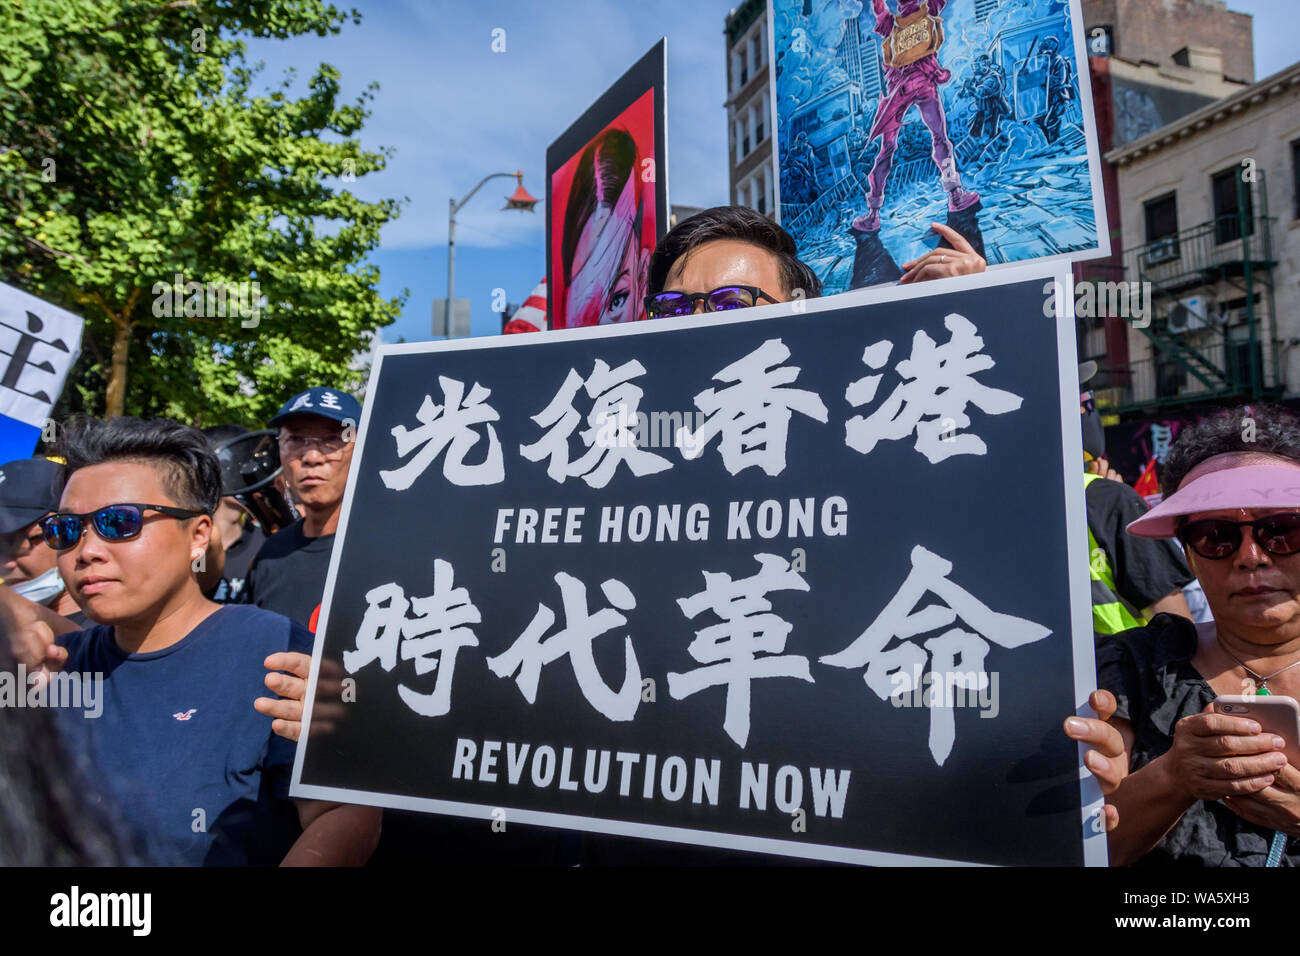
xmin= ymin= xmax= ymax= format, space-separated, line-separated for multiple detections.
xmin=268 ymin=387 xmax=362 ymax=428
xmin=0 ymin=458 xmax=66 ymax=534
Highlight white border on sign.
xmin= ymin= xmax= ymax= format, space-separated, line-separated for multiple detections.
xmin=765 ymin=0 xmax=1111 ymax=280
xmin=661 ymin=37 xmax=670 ymax=233
xmin=1053 ymin=275 xmax=1110 ymax=867
xmin=0 ymin=280 xmax=86 ymax=428
xmin=291 ymin=261 xmax=1102 ymax=866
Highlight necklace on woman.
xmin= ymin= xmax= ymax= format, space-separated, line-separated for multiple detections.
xmin=1215 ymin=633 xmax=1300 ymax=693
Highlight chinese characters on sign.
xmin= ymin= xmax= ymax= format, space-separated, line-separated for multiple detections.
xmin=347 ymin=315 xmax=1039 ymax=761
xmin=487 ymin=573 xmax=642 ymax=722
xmin=820 ymin=545 xmax=1051 ymax=765
xmin=677 ymin=338 xmax=828 ymax=477
xmin=343 ymin=546 xmax=1050 ymax=765
xmin=668 ymin=553 xmax=813 ymax=747
xmin=383 ymin=319 xmax=1017 ymax=487
xmin=520 ymin=359 xmax=672 ymax=488
xmin=342 ymin=559 xmax=481 ymax=717
xmin=845 ymin=314 xmax=1024 ymax=464
xmin=0 ymin=282 xmax=85 ymax=434
xmin=380 ymin=376 xmax=505 ymax=489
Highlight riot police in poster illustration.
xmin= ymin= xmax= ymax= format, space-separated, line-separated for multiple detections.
xmin=962 ymin=53 xmax=1011 ymax=142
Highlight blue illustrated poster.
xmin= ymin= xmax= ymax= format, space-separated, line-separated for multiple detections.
xmin=771 ymin=0 xmax=1108 ymax=294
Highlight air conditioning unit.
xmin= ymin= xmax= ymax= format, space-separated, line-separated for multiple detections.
xmin=1144 ymin=238 xmax=1179 ymax=266
xmin=1167 ymin=295 xmax=1213 ymax=334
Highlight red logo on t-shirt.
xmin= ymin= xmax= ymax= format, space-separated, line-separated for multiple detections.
xmin=308 ymin=603 xmax=321 ymax=634
xmin=172 ymin=709 xmax=197 ymax=721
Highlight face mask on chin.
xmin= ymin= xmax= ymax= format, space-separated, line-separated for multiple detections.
xmin=13 ymin=565 xmax=65 ymax=606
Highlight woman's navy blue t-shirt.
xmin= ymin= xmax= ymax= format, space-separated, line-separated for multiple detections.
xmin=54 ymin=604 xmax=314 ymax=865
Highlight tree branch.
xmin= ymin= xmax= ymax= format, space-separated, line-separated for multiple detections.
xmin=20 ymin=235 xmax=91 ymax=266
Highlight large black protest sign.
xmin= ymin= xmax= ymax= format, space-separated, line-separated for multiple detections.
xmin=293 ymin=264 xmax=1105 ymax=866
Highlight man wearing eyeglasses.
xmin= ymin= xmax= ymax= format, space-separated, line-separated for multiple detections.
xmin=643 ymin=205 xmax=820 ymax=320
xmin=242 ymin=387 xmax=360 ymax=631
xmin=641 ymin=205 xmax=984 ymax=323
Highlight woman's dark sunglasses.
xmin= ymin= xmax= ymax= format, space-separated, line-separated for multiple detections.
xmin=644 ymin=285 xmax=778 ymax=318
xmin=1177 ymin=513 xmax=1300 ymax=560
xmin=39 ymin=503 xmax=205 ymax=551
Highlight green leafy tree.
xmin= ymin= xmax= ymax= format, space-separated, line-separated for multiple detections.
xmin=0 ymin=0 xmax=405 ymax=425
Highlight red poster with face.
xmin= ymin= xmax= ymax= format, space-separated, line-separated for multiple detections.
xmin=546 ymin=40 xmax=667 ymax=330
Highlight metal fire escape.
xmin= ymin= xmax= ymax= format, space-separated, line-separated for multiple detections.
xmin=1116 ymin=170 xmax=1280 ymax=414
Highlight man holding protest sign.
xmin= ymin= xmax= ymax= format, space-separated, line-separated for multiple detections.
xmin=643 ymin=206 xmax=985 ymax=318
xmin=276 ymin=233 xmax=1099 ymax=866
xmin=259 ymin=207 xmax=995 ymax=865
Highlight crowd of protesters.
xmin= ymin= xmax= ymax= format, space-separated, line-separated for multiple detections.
xmin=4 ymin=205 xmax=1300 ymax=866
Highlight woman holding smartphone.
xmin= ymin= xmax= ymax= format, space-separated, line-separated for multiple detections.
xmin=1067 ymin=404 xmax=1300 ymax=866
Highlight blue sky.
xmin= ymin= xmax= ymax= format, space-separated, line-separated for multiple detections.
xmin=246 ymin=0 xmax=739 ymax=343
xmin=245 ymin=0 xmax=1295 ymax=345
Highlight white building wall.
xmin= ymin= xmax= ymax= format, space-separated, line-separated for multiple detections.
xmin=1113 ymin=75 xmax=1300 ymax=395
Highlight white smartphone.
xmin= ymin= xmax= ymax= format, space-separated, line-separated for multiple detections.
xmin=1213 ymin=694 xmax=1300 ymax=770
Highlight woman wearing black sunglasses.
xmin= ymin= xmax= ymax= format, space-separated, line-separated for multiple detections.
xmin=1065 ymin=405 xmax=1300 ymax=866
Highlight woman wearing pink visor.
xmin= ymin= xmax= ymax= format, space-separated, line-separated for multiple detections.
xmin=1065 ymin=405 xmax=1300 ymax=866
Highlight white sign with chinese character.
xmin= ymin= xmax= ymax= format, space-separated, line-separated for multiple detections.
xmin=0 ymin=281 xmax=84 ymax=428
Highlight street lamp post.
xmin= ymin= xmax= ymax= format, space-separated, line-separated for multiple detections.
xmin=444 ymin=169 xmax=538 ymax=337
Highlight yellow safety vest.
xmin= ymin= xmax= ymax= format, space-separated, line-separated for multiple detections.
xmin=1084 ymin=473 xmax=1147 ymax=637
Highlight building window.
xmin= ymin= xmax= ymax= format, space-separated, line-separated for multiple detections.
xmin=735 ymin=172 xmax=765 ymax=215
xmin=975 ymin=0 xmax=998 ymax=21
xmin=1142 ymin=192 xmax=1179 ymax=263
xmin=1212 ymin=166 xmax=1255 ymax=244
xmin=1292 ymin=139 xmax=1300 ymax=219
xmin=753 ymin=100 xmax=765 ymax=144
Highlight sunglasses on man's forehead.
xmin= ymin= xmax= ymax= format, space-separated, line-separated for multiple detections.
xmin=1177 ymin=513 xmax=1300 ymax=560
xmin=39 ymin=503 xmax=205 ymax=551
xmin=644 ymin=285 xmax=778 ymax=319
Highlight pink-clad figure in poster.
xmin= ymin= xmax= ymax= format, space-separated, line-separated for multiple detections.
xmin=852 ymin=0 xmax=980 ymax=233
